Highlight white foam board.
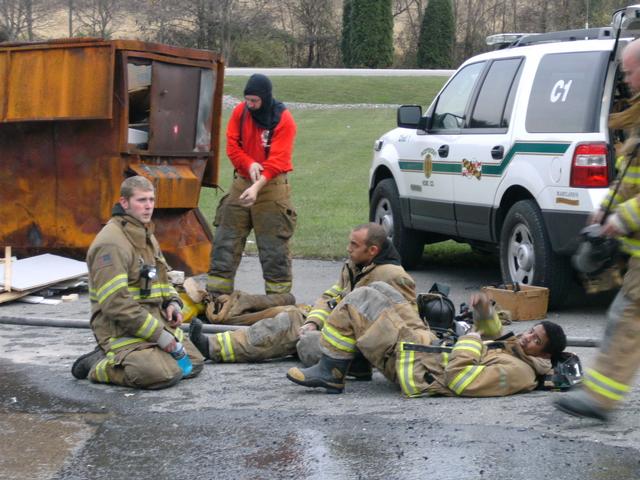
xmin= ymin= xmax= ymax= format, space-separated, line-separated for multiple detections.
xmin=0 ymin=254 xmax=88 ymax=291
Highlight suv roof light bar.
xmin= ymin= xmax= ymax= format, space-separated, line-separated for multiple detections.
xmin=512 ymin=27 xmax=613 ymax=47
xmin=485 ymin=33 xmax=529 ymax=49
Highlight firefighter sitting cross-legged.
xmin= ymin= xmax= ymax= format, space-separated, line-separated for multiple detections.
xmin=286 ymin=282 xmax=567 ymax=397
xmin=71 ymin=176 xmax=205 ymax=389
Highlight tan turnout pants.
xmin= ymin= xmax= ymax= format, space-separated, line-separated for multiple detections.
xmin=208 ymin=174 xmax=297 ymax=296
xmin=88 ymin=338 xmax=205 ymax=389
xmin=207 ymin=306 xmax=307 ymax=362
xmin=586 ymin=257 xmax=640 ymax=409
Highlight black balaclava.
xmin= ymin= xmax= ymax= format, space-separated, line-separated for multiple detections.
xmin=243 ymin=73 xmax=285 ymax=130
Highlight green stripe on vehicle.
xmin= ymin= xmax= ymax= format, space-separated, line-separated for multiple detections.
xmin=399 ymin=142 xmax=571 ymax=176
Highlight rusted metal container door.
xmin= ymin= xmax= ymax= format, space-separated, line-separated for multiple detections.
xmin=0 ymin=42 xmax=115 ymax=256
xmin=148 ymin=62 xmax=200 ymax=152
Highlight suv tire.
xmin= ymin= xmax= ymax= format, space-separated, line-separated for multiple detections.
xmin=370 ymin=179 xmax=424 ymax=269
xmin=499 ymin=200 xmax=571 ymax=308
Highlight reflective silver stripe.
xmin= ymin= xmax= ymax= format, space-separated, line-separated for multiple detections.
xmin=109 ymin=336 xmax=144 ymax=350
xmin=452 ymin=339 xmax=482 ymax=357
xmin=216 ymin=331 xmax=235 ymax=362
xmin=135 ymin=313 xmax=160 ymax=340
xmin=397 ymin=342 xmax=420 ymax=397
xmin=325 ymin=284 xmax=344 ymax=298
xmin=265 ymin=280 xmax=292 ymax=294
xmin=207 ymin=275 xmax=233 ymax=294
xmin=128 ymin=284 xmax=167 ymax=300
xmin=307 ymin=308 xmax=329 ymax=324
xmin=321 ymin=324 xmax=357 ymax=354
xmin=584 ymin=368 xmax=630 ymax=401
xmin=448 ymin=365 xmax=485 ymax=395
xmin=94 ymin=358 xmax=111 ymax=383
xmin=96 ymin=274 xmax=128 ymax=304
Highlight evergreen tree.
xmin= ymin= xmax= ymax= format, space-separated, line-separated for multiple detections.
xmin=417 ymin=0 xmax=454 ymax=69
xmin=341 ymin=0 xmax=353 ymax=67
xmin=341 ymin=0 xmax=393 ymax=68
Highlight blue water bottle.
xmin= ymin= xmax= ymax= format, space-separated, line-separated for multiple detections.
xmin=171 ymin=342 xmax=193 ymax=377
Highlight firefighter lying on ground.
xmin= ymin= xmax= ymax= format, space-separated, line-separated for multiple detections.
xmin=286 ymin=282 xmax=567 ymax=397
xmin=71 ymin=176 xmax=205 ymax=389
xmin=188 ymin=223 xmax=416 ymax=376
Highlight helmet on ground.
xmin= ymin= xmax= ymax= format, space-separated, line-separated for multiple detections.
xmin=417 ymin=283 xmax=455 ymax=332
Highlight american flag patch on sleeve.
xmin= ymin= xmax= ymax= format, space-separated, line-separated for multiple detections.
xmin=95 ymin=253 xmax=113 ymax=269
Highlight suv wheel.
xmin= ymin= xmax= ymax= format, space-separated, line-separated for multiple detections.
xmin=370 ymin=178 xmax=424 ymax=269
xmin=499 ymin=200 xmax=571 ymax=308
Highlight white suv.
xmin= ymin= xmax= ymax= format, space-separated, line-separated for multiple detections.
xmin=369 ymin=6 xmax=640 ymax=306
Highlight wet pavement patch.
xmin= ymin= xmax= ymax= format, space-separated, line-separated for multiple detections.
xmin=0 ymin=412 xmax=106 ymax=480
xmin=50 ymin=410 xmax=640 ymax=480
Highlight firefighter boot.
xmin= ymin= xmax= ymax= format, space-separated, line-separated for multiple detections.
xmin=346 ymin=354 xmax=372 ymax=381
xmin=188 ymin=318 xmax=211 ymax=360
xmin=286 ymin=354 xmax=352 ymax=394
xmin=71 ymin=346 xmax=105 ymax=379
xmin=553 ymin=389 xmax=609 ymax=422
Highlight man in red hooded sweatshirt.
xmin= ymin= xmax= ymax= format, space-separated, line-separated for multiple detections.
xmin=207 ymin=74 xmax=297 ymax=298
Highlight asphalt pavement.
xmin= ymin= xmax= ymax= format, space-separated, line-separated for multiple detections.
xmin=1 ymin=255 xmax=639 ymax=480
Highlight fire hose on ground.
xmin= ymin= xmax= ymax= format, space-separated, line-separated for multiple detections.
xmin=0 ymin=315 xmax=246 ymax=333
xmin=0 ymin=315 xmax=601 ymax=347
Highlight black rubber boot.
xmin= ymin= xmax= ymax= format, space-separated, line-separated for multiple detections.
xmin=346 ymin=354 xmax=372 ymax=381
xmin=286 ymin=354 xmax=352 ymax=394
xmin=188 ymin=318 xmax=211 ymax=360
xmin=554 ymin=389 xmax=609 ymax=422
xmin=71 ymin=346 xmax=105 ymax=379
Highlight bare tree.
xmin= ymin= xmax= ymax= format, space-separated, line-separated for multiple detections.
xmin=392 ymin=0 xmax=426 ymax=66
xmin=0 ymin=0 xmax=57 ymax=40
xmin=73 ymin=0 xmax=126 ymax=38
xmin=132 ymin=0 xmax=189 ymax=45
xmin=278 ymin=0 xmax=339 ymax=67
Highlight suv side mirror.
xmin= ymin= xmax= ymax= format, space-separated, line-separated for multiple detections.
xmin=397 ymin=105 xmax=422 ymax=128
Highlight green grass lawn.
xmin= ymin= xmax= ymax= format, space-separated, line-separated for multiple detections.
xmin=222 ymin=76 xmax=447 ymax=105
xmin=200 ymin=74 xmax=494 ymax=265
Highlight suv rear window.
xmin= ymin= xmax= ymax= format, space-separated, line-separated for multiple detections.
xmin=526 ymin=51 xmax=609 ymax=133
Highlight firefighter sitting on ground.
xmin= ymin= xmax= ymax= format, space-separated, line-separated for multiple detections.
xmin=71 ymin=176 xmax=205 ymax=389
xmin=188 ymin=222 xmax=415 ymax=374
xmin=287 ymin=282 xmax=567 ymax=397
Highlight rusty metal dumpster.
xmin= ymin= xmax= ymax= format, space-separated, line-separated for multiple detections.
xmin=0 ymin=38 xmax=224 ymax=274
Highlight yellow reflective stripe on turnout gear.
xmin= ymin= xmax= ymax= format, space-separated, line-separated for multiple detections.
xmin=307 ymin=308 xmax=329 ymax=326
xmin=109 ymin=336 xmax=145 ymax=351
xmin=619 ymin=198 xmax=640 ymax=232
xmin=441 ymin=352 xmax=449 ymax=367
xmin=397 ymin=342 xmax=420 ymax=397
xmin=135 ymin=313 xmax=161 ymax=340
xmin=216 ymin=331 xmax=235 ymax=362
xmin=618 ymin=236 xmax=640 ymax=257
xmin=95 ymin=273 xmax=128 ymax=304
xmin=265 ymin=280 xmax=292 ymax=294
xmin=448 ymin=365 xmax=485 ymax=395
xmin=127 ymin=282 xmax=177 ymax=300
xmin=324 ymin=284 xmax=344 ymax=298
xmin=584 ymin=368 xmax=630 ymax=401
xmin=601 ymin=191 xmax=623 ymax=210
xmin=206 ymin=275 xmax=233 ymax=294
xmin=175 ymin=328 xmax=184 ymax=342
xmin=321 ymin=324 xmax=357 ymax=354
xmin=452 ymin=339 xmax=483 ymax=357
xmin=94 ymin=354 xmax=114 ymax=383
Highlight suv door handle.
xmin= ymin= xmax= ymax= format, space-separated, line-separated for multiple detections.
xmin=438 ymin=145 xmax=449 ymax=158
xmin=491 ymin=145 xmax=504 ymax=159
